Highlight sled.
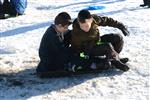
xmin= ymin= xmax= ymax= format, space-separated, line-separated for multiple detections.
xmin=86 ymin=6 xmax=106 ymax=10
xmin=37 ymin=68 xmax=105 ymax=78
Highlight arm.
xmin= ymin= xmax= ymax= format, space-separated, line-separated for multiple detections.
xmin=63 ymin=30 xmax=72 ymax=47
xmin=71 ymin=32 xmax=83 ymax=54
xmin=71 ymin=19 xmax=85 ymax=53
xmin=92 ymin=14 xmax=130 ymax=36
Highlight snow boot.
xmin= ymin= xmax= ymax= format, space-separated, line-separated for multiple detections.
xmin=111 ymin=59 xmax=129 ymax=71
xmin=91 ymin=58 xmax=111 ymax=70
xmin=120 ymin=58 xmax=129 ymax=64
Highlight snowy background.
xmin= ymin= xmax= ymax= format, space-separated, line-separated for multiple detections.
xmin=0 ymin=0 xmax=150 ymax=99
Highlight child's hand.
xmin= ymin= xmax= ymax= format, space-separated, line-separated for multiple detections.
xmin=121 ymin=26 xmax=130 ymax=36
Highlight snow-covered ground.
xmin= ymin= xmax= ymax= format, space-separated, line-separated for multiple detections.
xmin=0 ymin=0 xmax=150 ymax=99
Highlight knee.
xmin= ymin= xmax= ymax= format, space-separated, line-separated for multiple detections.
xmin=114 ymin=34 xmax=123 ymax=42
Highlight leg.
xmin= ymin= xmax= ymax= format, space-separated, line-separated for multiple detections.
xmin=0 ymin=0 xmax=2 ymax=11
xmin=89 ymin=43 xmax=129 ymax=71
xmin=147 ymin=0 xmax=150 ymax=7
xmin=3 ymin=0 xmax=17 ymax=16
xmin=2 ymin=0 xmax=10 ymax=14
xmin=89 ymin=43 xmax=119 ymax=60
xmin=101 ymin=33 xmax=124 ymax=53
xmin=0 ymin=0 xmax=5 ymax=19
xmin=144 ymin=0 xmax=148 ymax=5
xmin=101 ymin=33 xmax=129 ymax=63
xmin=140 ymin=0 xmax=148 ymax=6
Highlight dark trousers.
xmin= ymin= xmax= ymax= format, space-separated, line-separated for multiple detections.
xmin=0 ymin=0 xmax=17 ymax=16
xmin=88 ymin=34 xmax=123 ymax=59
xmin=143 ymin=0 xmax=150 ymax=5
xmin=0 ymin=0 xmax=3 ymax=15
xmin=101 ymin=34 xmax=123 ymax=53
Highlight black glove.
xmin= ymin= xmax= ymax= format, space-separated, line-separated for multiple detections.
xmin=121 ymin=26 xmax=130 ymax=36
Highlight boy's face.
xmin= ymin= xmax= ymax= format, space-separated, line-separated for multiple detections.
xmin=56 ymin=24 xmax=69 ymax=33
xmin=78 ymin=18 xmax=93 ymax=32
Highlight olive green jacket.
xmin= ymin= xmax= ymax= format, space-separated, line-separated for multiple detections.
xmin=71 ymin=14 xmax=125 ymax=53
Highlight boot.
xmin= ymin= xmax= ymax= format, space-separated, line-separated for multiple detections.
xmin=111 ymin=59 xmax=129 ymax=71
xmin=120 ymin=58 xmax=129 ymax=64
xmin=140 ymin=4 xmax=147 ymax=7
xmin=96 ymin=60 xmax=111 ymax=70
xmin=91 ymin=58 xmax=112 ymax=70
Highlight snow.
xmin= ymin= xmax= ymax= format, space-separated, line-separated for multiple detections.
xmin=0 ymin=0 xmax=150 ymax=99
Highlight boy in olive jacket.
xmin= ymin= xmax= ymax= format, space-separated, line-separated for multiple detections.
xmin=71 ymin=10 xmax=130 ymax=71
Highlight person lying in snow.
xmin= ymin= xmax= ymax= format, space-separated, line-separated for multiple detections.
xmin=0 ymin=0 xmax=27 ymax=19
xmin=71 ymin=10 xmax=130 ymax=72
xmin=36 ymin=12 xmax=112 ymax=78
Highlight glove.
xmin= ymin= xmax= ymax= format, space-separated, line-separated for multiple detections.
xmin=121 ymin=26 xmax=130 ymax=36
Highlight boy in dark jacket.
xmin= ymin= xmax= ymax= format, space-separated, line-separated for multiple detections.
xmin=36 ymin=12 xmax=111 ymax=78
xmin=71 ymin=10 xmax=130 ymax=71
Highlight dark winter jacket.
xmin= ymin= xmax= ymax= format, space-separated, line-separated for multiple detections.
xmin=71 ymin=14 xmax=126 ymax=54
xmin=37 ymin=25 xmax=72 ymax=73
xmin=10 ymin=0 xmax=27 ymax=14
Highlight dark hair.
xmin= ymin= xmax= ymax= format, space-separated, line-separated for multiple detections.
xmin=54 ymin=12 xmax=72 ymax=26
xmin=78 ymin=10 xmax=92 ymax=23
